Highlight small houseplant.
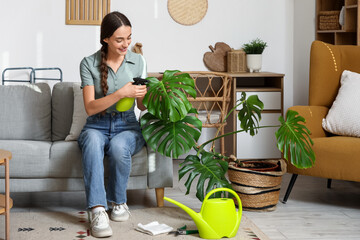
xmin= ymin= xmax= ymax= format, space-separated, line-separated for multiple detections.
xmin=140 ymin=70 xmax=314 ymax=204
xmin=242 ymin=38 xmax=267 ymax=54
xmin=242 ymin=38 xmax=268 ymax=73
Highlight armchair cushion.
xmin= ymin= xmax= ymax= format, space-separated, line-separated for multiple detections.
xmin=287 ymin=136 xmax=360 ymax=182
xmin=322 ymin=70 xmax=360 ymax=137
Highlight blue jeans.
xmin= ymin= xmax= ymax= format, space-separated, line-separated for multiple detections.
xmin=78 ymin=111 xmax=145 ymax=210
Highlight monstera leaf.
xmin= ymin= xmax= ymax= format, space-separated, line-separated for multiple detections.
xmin=237 ymin=93 xmax=264 ymax=136
xmin=143 ymin=70 xmax=196 ymax=122
xmin=140 ymin=108 xmax=202 ymax=159
xmin=141 ymin=70 xmax=202 ymax=158
xmin=276 ymin=110 xmax=315 ymax=169
xmin=179 ymin=151 xmax=232 ymax=201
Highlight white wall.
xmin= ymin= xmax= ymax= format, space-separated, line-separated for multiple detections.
xmin=0 ymin=0 xmax=295 ymax=107
xmin=293 ymin=0 xmax=316 ymax=106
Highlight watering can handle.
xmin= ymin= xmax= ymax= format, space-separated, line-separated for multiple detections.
xmin=203 ymin=188 xmax=242 ymax=217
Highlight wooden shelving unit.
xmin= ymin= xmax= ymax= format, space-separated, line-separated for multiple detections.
xmin=316 ymin=0 xmax=360 ymax=45
xmin=224 ymin=72 xmax=284 ymax=159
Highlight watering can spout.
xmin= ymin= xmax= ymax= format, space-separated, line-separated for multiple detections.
xmin=163 ymin=196 xmax=203 ymax=223
xmin=163 ymin=197 xmax=219 ymax=237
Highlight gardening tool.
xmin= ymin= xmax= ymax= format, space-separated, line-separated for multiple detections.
xmin=164 ymin=188 xmax=242 ymax=239
xmin=115 ymin=77 xmax=148 ymax=112
xmin=168 ymin=225 xmax=198 ymax=236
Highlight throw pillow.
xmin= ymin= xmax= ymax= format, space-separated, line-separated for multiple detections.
xmin=65 ymin=84 xmax=88 ymax=141
xmin=322 ymin=70 xmax=360 ymax=137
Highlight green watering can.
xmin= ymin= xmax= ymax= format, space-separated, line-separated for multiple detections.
xmin=164 ymin=188 xmax=242 ymax=239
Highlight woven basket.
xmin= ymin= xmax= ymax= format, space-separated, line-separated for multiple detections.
xmin=232 ymin=186 xmax=280 ymax=212
xmin=228 ymin=159 xmax=286 ymax=211
xmin=319 ymin=11 xmax=341 ymax=30
xmin=227 ymin=49 xmax=246 ymax=73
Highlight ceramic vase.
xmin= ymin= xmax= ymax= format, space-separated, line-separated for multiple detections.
xmin=246 ymin=54 xmax=262 ymax=73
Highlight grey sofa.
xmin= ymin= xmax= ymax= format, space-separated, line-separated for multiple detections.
xmin=0 ymin=82 xmax=173 ymax=207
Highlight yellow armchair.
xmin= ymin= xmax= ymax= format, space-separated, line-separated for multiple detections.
xmin=283 ymin=41 xmax=360 ymax=202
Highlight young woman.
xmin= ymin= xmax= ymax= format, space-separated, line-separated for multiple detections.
xmin=78 ymin=11 xmax=147 ymax=238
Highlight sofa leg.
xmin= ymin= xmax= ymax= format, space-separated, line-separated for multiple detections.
xmin=282 ymin=174 xmax=298 ymax=204
xmin=327 ymin=179 xmax=332 ymax=189
xmin=155 ymin=188 xmax=164 ymax=207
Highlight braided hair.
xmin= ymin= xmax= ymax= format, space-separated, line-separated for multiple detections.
xmin=100 ymin=11 xmax=132 ymax=96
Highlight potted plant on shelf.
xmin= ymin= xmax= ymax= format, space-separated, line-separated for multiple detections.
xmin=140 ymin=70 xmax=315 ymax=211
xmin=242 ymin=38 xmax=267 ymax=73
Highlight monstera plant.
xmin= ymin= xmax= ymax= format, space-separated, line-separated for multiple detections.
xmin=140 ymin=70 xmax=315 ymax=201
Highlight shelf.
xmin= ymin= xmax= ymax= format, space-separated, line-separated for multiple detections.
xmin=317 ymin=30 xmax=348 ymax=33
xmin=235 ymin=109 xmax=282 ymax=113
xmin=346 ymin=4 xmax=358 ymax=8
xmin=0 ymin=194 xmax=13 ymax=215
xmin=0 ymin=150 xmax=11 ymax=164
xmin=228 ymin=72 xmax=284 ymax=78
xmin=236 ymin=87 xmax=281 ymax=92
xmin=316 ymin=0 xmax=359 ymax=45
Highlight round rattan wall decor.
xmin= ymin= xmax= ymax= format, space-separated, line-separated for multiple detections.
xmin=167 ymin=0 xmax=208 ymax=26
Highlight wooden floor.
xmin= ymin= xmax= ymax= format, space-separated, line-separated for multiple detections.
xmin=9 ymin=160 xmax=360 ymax=240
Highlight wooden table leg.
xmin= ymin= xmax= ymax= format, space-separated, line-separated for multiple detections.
xmin=5 ymin=158 xmax=9 ymax=240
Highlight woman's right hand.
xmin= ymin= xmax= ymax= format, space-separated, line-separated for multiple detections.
xmin=117 ymin=82 xmax=147 ymax=99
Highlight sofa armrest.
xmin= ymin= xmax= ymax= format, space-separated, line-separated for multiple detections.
xmin=288 ymin=105 xmax=329 ymax=138
xmin=146 ymin=145 xmax=173 ymax=188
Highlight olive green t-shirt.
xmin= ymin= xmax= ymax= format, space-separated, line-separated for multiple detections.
xmin=79 ymin=50 xmax=147 ymax=112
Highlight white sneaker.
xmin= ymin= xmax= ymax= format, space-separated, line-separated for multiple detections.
xmin=111 ymin=203 xmax=131 ymax=222
xmin=89 ymin=209 xmax=113 ymax=238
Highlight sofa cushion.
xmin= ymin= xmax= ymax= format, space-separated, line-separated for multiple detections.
xmin=102 ymin=146 xmax=148 ymax=177
xmin=49 ymin=141 xmax=83 ymax=177
xmin=50 ymin=142 xmax=148 ymax=178
xmin=52 ymin=82 xmax=76 ymax=141
xmin=126 ymin=146 xmax=148 ymax=176
xmin=65 ymin=84 xmax=88 ymax=141
xmin=0 ymin=140 xmax=148 ymax=178
xmin=0 ymin=83 xmax=51 ymax=141
xmin=322 ymin=70 xmax=360 ymax=137
xmin=0 ymin=140 xmax=52 ymax=178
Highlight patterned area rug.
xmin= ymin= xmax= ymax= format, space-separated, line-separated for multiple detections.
xmin=0 ymin=207 xmax=269 ymax=239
